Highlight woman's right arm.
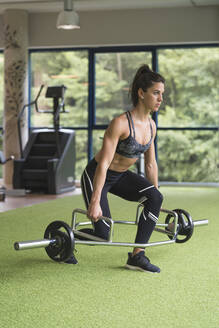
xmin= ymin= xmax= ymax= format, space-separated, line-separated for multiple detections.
xmin=87 ymin=117 xmax=123 ymax=221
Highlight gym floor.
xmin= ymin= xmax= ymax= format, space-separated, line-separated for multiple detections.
xmin=0 ymin=187 xmax=81 ymax=212
xmin=1 ymin=186 xmax=218 ymax=328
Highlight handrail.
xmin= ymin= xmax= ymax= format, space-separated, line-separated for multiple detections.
xmin=18 ymin=85 xmax=45 ymax=158
xmin=17 ymin=84 xmax=67 ymax=159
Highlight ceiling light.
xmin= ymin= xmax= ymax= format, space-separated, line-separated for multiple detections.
xmin=56 ymin=0 xmax=80 ymax=30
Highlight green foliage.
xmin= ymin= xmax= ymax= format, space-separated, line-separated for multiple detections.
xmin=158 ymin=48 xmax=219 ymax=182
xmin=159 ymin=48 xmax=219 ymax=126
xmin=158 ymin=130 xmax=219 ymax=182
xmin=95 ymin=52 xmax=152 ymax=123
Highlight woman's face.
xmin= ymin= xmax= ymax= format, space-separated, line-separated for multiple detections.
xmin=141 ymin=82 xmax=165 ymax=112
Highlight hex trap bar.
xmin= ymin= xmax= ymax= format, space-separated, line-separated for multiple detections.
xmin=71 ymin=206 xmax=208 ymax=248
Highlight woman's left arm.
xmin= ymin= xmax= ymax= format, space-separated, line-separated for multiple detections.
xmin=144 ymin=120 xmax=159 ymax=189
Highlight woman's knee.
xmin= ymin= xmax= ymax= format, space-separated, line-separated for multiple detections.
xmin=141 ymin=187 xmax=163 ymax=208
xmin=154 ymin=188 xmax=163 ymax=206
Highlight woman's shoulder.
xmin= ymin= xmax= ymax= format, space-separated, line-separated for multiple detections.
xmin=106 ymin=112 xmax=128 ymax=136
xmin=149 ymin=117 xmax=157 ymax=136
xmin=112 ymin=111 xmax=128 ymax=125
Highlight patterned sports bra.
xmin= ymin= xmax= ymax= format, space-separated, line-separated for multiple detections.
xmin=115 ymin=111 xmax=153 ymax=158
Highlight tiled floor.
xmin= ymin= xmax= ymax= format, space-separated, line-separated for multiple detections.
xmin=0 ymin=188 xmax=82 ymax=213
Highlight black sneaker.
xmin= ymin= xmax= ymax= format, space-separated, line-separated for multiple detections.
xmin=65 ymin=253 xmax=78 ymax=264
xmin=125 ymin=251 xmax=160 ymax=273
xmin=74 ymin=229 xmax=108 ymax=242
xmin=74 ymin=228 xmax=95 ymax=240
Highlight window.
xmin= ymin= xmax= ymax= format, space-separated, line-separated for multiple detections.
xmin=74 ymin=129 xmax=88 ymax=178
xmin=157 ymin=47 xmax=219 ymax=183
xmin=31 ymin=50 xmax=88 ymax=128
xmin=157 ymin=130 xmax=219 ymax=182
xmin=28 ymin=45 xmax=219 ymax=183
xmin=95 ymin=51 xmax=152 ymax=125
xmin=158 ymin=48 xmax=219 ymax=127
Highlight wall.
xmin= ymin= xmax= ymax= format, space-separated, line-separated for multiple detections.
xmin=0 ymin=6 xmax=219 ymax=49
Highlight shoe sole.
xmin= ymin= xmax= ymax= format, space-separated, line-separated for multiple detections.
xmin=125 ymin=264 xmax=160 ymax=273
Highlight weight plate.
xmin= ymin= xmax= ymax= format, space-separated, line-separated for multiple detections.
xmin=44 ymin=220 xmax=74 ymax=262
xmin=165 ymin=209 xmax=194 ymax=243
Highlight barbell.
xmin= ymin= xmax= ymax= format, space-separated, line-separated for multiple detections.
xmin=14 ymin=207 xmax=208 ymax=263
xmin=14 ymin=220 xmax=74 ymax=262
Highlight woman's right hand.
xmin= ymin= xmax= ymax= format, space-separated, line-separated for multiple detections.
xmin=87 ymin=202 xmax=102 ymax=222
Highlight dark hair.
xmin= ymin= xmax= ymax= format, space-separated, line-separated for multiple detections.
xmin=130 ymin=64 xmax=165 ymax=107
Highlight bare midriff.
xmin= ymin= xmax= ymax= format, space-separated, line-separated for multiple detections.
xmin=95 ymin=152 xmax=138 ymax=173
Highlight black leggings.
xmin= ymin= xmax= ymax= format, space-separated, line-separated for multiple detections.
xmin=80 ymin=158 xmax=163 ymax=245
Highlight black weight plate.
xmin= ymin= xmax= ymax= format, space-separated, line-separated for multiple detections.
xmin=165 ymin=209 xmax=194 ymax=243
xmin=44 ymin=221 xmax=74 ymax=262
xmin=44 ymin=230 xmax=67 ymax=259
xmin=173 ymin=209 xmax=194 ymax=243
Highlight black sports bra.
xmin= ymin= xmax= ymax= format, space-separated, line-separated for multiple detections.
xmin=115 ymin=111 xmax=153 ymax=158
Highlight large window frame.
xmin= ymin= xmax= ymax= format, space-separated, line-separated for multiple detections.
xmin=2 ymin=43 xmax=219 ymax=182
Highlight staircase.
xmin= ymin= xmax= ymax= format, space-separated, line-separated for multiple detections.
xmin=13 ymin=128 xmax=76 ymax=194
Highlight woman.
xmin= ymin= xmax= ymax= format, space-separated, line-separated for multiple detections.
xmin=71 ymin=65 xmax=165 ymax=273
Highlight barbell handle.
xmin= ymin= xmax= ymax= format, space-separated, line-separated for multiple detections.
xmin=14 ymin=238 xmax=56 ymax=251
xmin=72 ymin=208 xmax=113 ymax=224
xmin=72 ymin=208 xmax=114 ymax=242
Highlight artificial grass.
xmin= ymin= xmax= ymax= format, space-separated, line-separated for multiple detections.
xmin=0 ymin=186 xmax=218 ymax=328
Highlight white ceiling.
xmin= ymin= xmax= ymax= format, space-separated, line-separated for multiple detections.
xmin=0 ymin=0 xmax=218 ymax=14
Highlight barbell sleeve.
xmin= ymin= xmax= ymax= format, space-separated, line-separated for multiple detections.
xmin=14 ymin=238 xmax=56 ymax=251
xmin=193 ymin=219 xmax=208 ymax=226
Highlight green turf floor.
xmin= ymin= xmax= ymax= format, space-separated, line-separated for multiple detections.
xmin=0 ymin=186 xmax=218 ymax=328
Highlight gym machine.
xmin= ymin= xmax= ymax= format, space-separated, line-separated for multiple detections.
xmin=13 ymin=85 xmax=76 ymax=194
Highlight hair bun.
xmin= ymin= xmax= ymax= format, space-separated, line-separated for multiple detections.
xmin=135 ymin=64 xmax=152 ymax=78
xmin=140 ymin=64 xmax=152 ymax=73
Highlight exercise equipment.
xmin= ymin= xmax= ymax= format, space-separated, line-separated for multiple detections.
xmin=13 ymin=85 xmax=76 ymax=194
xmin=14 ymin=220 xmax=74 ymax=262
xmin=0 ymin=152 xmax=14 ymax=165
xmin=14 ymin=205 xmax=208 ymax=263
xmin=165 ymin=208 xmax=195 ymax=243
